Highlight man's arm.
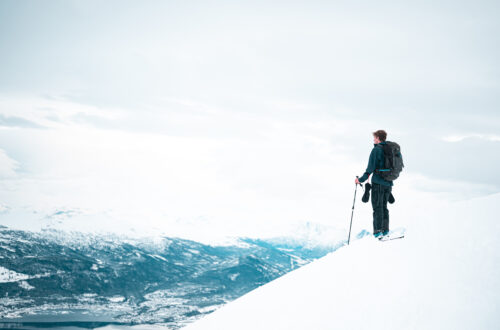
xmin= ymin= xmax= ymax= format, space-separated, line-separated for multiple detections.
xmin=358 ymin=148 xmax=377 ymax=183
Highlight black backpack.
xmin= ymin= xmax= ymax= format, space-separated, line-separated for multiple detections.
xmin=376 ymin=141 xmax=404 ymax=181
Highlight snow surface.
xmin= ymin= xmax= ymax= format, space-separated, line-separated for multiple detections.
xmin=0 ymin=265 xmax=52 ymax=284
xmin=184 ymin=193 xmax=500 ymax=330
xmin=0 ymin=266 xmax=30 ymax=283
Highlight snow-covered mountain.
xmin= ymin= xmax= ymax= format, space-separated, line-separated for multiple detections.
xmin=183 ymin=193 xmax=500 ymax=330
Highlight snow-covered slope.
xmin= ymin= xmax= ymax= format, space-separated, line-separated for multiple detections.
xmin=184 ymin=193 xmax=500 ymax=330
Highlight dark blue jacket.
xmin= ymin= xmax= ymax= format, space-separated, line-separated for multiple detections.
xmin=358 ymin=141 xmax=393 ymax=187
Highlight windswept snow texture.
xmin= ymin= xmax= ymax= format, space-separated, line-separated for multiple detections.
xmin=185 ymin=193 xmax=500 ymax=330
xmin=0 ymin=228 xmax=343 ymax=329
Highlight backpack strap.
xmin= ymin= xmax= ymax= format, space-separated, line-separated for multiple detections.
xmin=374 ymin=144 xmax=389 ymax=173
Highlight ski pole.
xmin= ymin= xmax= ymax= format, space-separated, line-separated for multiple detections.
xmin=347 ymin=176 xmax=361 ymax=245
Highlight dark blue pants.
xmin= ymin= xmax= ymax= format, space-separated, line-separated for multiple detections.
xmin=371 ymin=183 xmax=392 ymax=234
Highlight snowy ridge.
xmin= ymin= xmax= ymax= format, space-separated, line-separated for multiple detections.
xmin=184 ymin=193 xmax=500 ymax=330
xmin=0 ymin=204 xmax=347 ymax=250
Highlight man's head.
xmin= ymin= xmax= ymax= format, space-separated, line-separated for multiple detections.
xmin=373 ymin=130 xmax=387 ymax=144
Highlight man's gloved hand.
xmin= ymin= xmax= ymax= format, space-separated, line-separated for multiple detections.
xmin=388 ymin=192 xmax=395 ymax=204
xmin=362 ymin=183 xmax=371 ymax=203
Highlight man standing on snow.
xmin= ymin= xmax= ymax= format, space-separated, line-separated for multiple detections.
xmin=355 ymin=130 xmax=393 ymax=238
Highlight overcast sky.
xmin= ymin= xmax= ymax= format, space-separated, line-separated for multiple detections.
xmin=0 ymin=0 xmax=499 ymax=240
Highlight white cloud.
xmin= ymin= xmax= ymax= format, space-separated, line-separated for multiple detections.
xmin=442 ymin=134 xmax=500 ymax=143
xmin=0 ymin=90 xmax=499 ymax=241
xmin=0 ymin=149 xmax=19 ymax=178
xmin=0 ymin=91 xmax=499 ymax=240
xmin=0 ymin=94 xmax=122 ymax=129
xmin=399 ymin=172 xmax=499 ymax=201
xmin=0 ymin=95 xmax=371 ymax=237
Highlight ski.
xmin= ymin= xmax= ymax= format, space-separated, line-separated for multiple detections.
xmin=379 ymin=235 xmax=404 ymax=241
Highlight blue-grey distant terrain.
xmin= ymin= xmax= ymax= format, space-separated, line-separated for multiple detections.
xmin=0 ymin=226 xmax=357 ymax=329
